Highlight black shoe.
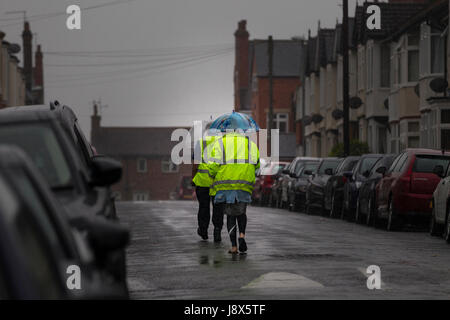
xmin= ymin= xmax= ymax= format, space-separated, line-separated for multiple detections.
xmin=213 ymin=229 xmax=222 ymax=243
xmin=197 ymin=228 xmax=208 ymax=241
xmin=238 ymin=238 xmax=247 ymax=253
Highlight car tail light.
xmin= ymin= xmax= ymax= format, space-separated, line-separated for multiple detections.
xmin=342 ymin=176 xmax=347 ymax=184
xmin=265 ymin=175 xmax=273 ymax=185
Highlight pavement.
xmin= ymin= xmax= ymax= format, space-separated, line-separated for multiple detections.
xmin=118 ymin=201 xmax=450 ymax=300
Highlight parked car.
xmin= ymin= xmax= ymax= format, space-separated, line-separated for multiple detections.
xmin=0 ymin=145 xmax=128 ymax=299
xmin=255 ymin=161 xmax=288 ymax=206
xmin=375 ymin=149 xmax=450 ymax=231
xmin=49 ymin=101 xmax=119 ymax=220
xmin=0 ymin=105 xmax=129 ymax=289
xmin=355 ymin=154 xmax=396 ymax=225
xmin=323 ymin=156 xmax=360 ymax=218
xmin=305 ymin=158 xmax=343 ymax=215
xmin=289 ymin=161 xmax=320 ymax=212
xmin=282 ymin=157 xmax=319 ymax=209
xmin=178 ymin=175 xmax=196 ymax=200
xmin=269 ymin=163 xmax=291 ymax=208
xmin=341 ymin=154 xmax=384 ymax=221
xmin=430 ymin=162 xmax=450 ymax=241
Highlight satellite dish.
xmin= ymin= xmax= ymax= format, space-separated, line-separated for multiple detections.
xmin=349 ymin=96 xmax=363 ymax=109
xmin=7 ymin=43 xmax=20 ymax=54
xmin=332 ymin=109 xmax=343 ymax=120
xmin=303 ymin=115 xmax=312 ymax=126
xmin=429 ymin=78 xmax=448 ymax=93
xmin=312 ymin=114 xmax=324 ymax=124
xmin=414 ymin=83 xmax=420 ymax=97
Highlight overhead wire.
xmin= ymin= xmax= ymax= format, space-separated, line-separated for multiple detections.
xmin=46 ymin=48 xmax=233 ymax=82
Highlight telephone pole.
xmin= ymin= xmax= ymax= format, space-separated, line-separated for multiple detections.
xmin=342 ymin=0 xmax=350 ymax=156
xmin=268 ymin=35 xmax=274 ymax=155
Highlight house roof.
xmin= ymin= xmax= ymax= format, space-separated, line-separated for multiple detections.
xmin=93 ymin=126 xmax=189 ymax=157
xmin=251 ymin=39 xmax=303 ymax=77
xmin=354 ymin=2 xmax=427 ymax=44
xmin=383 ymin=0 xmax=448 ymax=43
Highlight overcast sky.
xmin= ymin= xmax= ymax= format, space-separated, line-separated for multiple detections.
xmin=0 ymin=0 xmax=359 ymax=139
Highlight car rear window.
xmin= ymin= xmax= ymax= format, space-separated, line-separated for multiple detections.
xmin=318 ymin=160 xmax=341 ymax=175
xmin=359 ymin=157 xmax=381 ymax=174
xmin=413 ymin=155 xmax=450 ymax=173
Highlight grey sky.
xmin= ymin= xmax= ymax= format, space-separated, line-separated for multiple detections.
xmin=1 ymin=0 xmax=359 ymax=139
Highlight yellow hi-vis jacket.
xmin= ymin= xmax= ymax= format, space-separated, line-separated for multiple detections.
xmin=192 ymin=137 xmax=217 ymax=187
xmin=207 ymin=133 xmax=260 ymax=196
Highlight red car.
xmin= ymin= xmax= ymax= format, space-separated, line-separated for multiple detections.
xmin=255 ymin=161 xmax=289 ymax=206
xmin=178 ymin=175 xmax=196 ymax=200
xmin=375 ymin=149 xmax=450 ymax=231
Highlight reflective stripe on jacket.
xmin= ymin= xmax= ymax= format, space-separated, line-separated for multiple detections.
xmin=207 ymin=133 xmax=260 ymax=196
xmin=192 ymin=137 xmax=216 ymax=187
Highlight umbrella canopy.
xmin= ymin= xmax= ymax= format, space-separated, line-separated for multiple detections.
xmin=209 ymin=111 xmax=260 ymax=133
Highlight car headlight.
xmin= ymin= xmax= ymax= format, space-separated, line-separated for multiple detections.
xmin=356 ymin=181 xmax=362 ymax=189
xmin=298 ymin=185 xmax=306 ymax=193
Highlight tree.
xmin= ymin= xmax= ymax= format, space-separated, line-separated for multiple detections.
xmin=329 ymin=140 xmax=370 ymax=157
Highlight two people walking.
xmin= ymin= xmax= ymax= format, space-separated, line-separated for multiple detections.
xmin=192 ymin=130 xmax=260 ymax=254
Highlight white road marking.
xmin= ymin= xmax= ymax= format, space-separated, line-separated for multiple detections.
xmin=242 ymin=272 xmax=324 ymax=290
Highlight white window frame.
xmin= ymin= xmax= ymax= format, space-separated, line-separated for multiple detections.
xmin=161 ymin=159 xmax=179 ymax=173
xmin=267 ymin=113 xmax=289 ymax=133
xmin=133 ymin=192 xmax=149 ymax=202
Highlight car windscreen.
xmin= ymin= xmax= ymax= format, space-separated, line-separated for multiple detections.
xmin=359 ymin=157 xmax=381 ymax=175
xmin=318 ymin=160 xmax=341 ymax=175
xmin=0 ymin=123 xmax=73 ymax=189
xmin=413 ymin=155 xmax=450 ymax=173
xmin=338 ymin=159 xmax=358 ymax=173
xmin=300 ymin=163 xmax=319 ymax=177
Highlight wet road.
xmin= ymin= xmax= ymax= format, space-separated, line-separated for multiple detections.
xmin=118 ymin=201 xmax=450 ymax=299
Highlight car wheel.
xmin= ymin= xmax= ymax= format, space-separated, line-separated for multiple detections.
xmin=340 ymin=198 xmax=347 ymax=220
xmin=387 ymin=197 xmax=401 ymax=231
xmin=444 ymin=203 xmax=450 ymax=243
xmin=355 ymin=198 xmax=362 ymax=224
xmin=366 ymin=197 xmax=373 ymax=226
xmin=330 ymin=193 xmax=337 ymax=218
xmin=430 ymin=201 xmax=443 ymax=237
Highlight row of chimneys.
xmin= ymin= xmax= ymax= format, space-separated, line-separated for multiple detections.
xmin=0 ymin=21 xmax=43 ymax=106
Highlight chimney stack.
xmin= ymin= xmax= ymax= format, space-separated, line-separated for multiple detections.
xmin=234 ymin=20 xmax=250 ymax=111
xmin=33 ymin=44 xmax=44 ymax=104
xmin=22 ymin=21 xmax=33 ymax=105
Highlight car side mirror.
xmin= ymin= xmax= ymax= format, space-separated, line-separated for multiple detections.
xmin=282 ymin=169 xmax=289 ymax=174
xmin=324 ymin=168 xmax=333 ymax=176
xmin=289 ymin=173 xmax=297 ymax=178
xmin=433 ymin=165 xmax=445 ymax=178
xmin=363 ymin=170 xmax=371 ymax=178
xmin=90 ymin=156 xmax=122 ymax=187
xmin=376 ymin=166 xmax=387 ymax=176
xmin=304 ymin=170 xmax=313 ymax=176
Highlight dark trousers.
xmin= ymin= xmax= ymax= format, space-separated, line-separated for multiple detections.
xmin=227 ymin=214 xmax=247 ymax=247
xmin=196 ymin=187 xmax=224 ymax=234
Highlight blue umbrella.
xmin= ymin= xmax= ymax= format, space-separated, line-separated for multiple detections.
xmin=209 ymin=111 xmax=260 ymax=133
